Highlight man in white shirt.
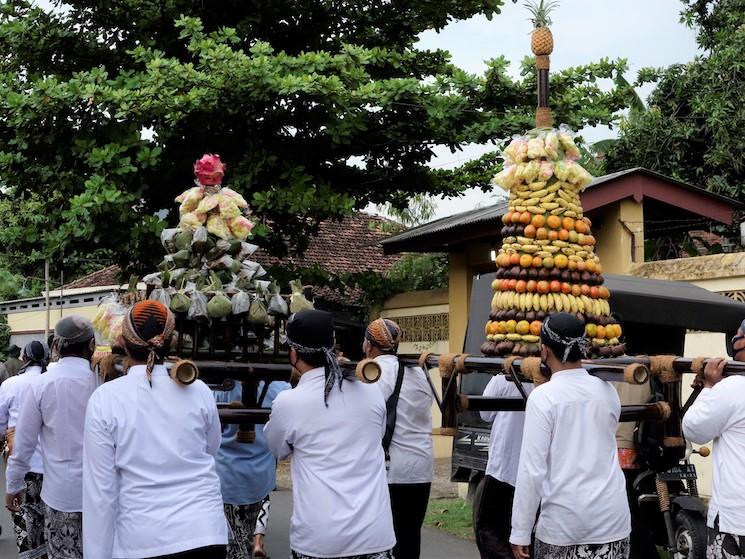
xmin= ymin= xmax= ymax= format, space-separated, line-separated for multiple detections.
xmin=363 ymin=317 xmax=434 ymax=559
xmin=474 ymin=373 xmax=533 ymax=559
xmin=510 ymin=312 xmax=631 ymax=559
xmin=83 ymin=300 xmax=228 ymax=559
xmin=5 ymin=316 xmax=98 ymax=559
xmin=682 ymin=318 xmax=745 ymax=559
xmin=0 ymin=340 xmax=48 ymax=559
xmin=264 ymin=310 xmax=396 ymax=559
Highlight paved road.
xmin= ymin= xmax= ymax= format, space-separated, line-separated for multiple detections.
xmin=0 ymin=465 xmax=479 ymax=559
xmin=265 ymin=488 xmax=480 ymax=559
xmin=0 ymin=464 xmax=16 ymax=557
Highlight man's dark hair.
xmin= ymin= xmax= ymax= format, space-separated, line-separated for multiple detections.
xmin=124 ymin=341 xmax=170 ymax=363
xmin=8 ymin=346 xmax=20 ymax=357
xmin=58 ymin=340 xmax=93 ymax=358
xmin=296 ymin=351 xmax=326 ymax=369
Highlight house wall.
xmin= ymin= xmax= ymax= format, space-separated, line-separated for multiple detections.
xmin=7 ymin=305 xmax=102 ymax=346
xmin=591 ymin=198 xmax=645 ymax=274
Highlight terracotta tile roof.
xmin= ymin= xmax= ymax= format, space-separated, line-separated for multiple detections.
xmin=61 ymin=265 xmax=122 ymax=289
xmin=61 ymin=213 xmax=402 ymax=307
xmin=252 ymin=213 xmax=402 ymax=275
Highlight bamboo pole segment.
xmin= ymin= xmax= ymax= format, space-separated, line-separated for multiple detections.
xmin=399 ymin=354 xmax=651 ymax=386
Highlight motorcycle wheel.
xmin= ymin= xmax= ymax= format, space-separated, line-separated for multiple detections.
xmin=674 ymin=510 xmax=707 ymax=559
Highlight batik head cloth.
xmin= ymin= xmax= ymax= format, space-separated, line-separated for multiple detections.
xmin=121 ymin=300 xmax=175 ymax=384
xmin=365 ymin=318 xmax=401 ymax=353
xmin=20 ymin=340 xmax=49 ymax=374
xmin=540 ymin=312 xmax=589 ymax=363
xmin=54 ymin=315 xmax=95 ymax=351
xmin=286 ymin=309 xmax=342 ymax=405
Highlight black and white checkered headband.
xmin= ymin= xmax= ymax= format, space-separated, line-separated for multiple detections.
xmin=541 ymin=316 xmax=589 ymax=363
xmin=287 ymin=337 xmax=343 ymax=405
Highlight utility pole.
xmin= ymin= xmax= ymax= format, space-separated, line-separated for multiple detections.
xmin=44 ymin=260 xmax=50 ymax=339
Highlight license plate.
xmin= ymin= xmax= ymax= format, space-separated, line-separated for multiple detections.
xmin=659 ymin=463 xmax=697 ymax=481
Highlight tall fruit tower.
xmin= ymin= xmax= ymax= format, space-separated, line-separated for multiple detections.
xmin=482 ymin=1 xmax=625 ymax=359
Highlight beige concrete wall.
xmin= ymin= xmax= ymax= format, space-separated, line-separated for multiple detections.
xmin=8 ymin=305 xmax=100 ymax=335
xmin=592 ymin=199 xmax=644 ymax=274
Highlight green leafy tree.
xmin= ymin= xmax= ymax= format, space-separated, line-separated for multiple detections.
xmin=605 ymin=0 xmax=745 ymax=199
xmin=0 ymin=1 xmax=630 ymax=278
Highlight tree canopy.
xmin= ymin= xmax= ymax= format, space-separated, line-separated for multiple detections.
xmin=604 ymin=0 xmax=745 ymax=200
xmin=0 ymin=0 xmax=631 ymax=281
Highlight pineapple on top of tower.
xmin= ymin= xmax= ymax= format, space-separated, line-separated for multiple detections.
xmin=526 ymin=0 xmax=557 ymax=56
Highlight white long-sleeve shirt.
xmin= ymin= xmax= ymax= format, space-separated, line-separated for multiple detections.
xmin=6 ymin=356 xmax=97 ymax=511
xmin=683 ymin=375 xmax=745 ymax=536
xmin=82 ymin=365 xmax=228 ymax=559
xmin=510 ymin=369 xmax=630 ymax=547
xmin=375 ymin=354 xmax=434 ymax=484
xmin=0 ymin=365 xmax=44 ymax=474
xmin=264 ymin=368 xmax=396 ymax=557
xmin=480 ymin=375 xmax=534 ymax=487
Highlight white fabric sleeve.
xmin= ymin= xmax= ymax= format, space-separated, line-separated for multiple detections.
xmin=682 ymin=386 xmax=730 ymax=444
xmin=204 ymin=388 xmax=222 ymax=457
xmin=510 ymin=393 xmax=553 ymax=546
xmin=375 ymin=359 xmax=397 ymax=402
xmin=6 ymin=383 xmax=42 ymax=494
xmin=82 ymin=392 xmax=118 ymax=559
xmin=0 ymin=382 xmax=11 ymax=434
xmin=480 ymin=376 xmax=509 ymax=423
xmin=264 ymin=393 xmax=293 ymax=460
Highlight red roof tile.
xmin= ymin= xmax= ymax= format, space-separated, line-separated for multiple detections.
xmin=61 ymin=265 xmax=122 ymax=289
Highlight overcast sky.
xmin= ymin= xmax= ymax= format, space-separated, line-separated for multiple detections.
xmin=415 ymin=0 xmax=699 ymax=219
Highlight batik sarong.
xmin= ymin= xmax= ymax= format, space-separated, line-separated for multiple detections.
xmin=535 ymin=537 xmax=630 ymax=559
xmin=224 ymin=502 xmax=263 ymax=559
xmin=13 ymin=472 xmax=47 ymax=559
xmin=290 ymin=550 xmax=394 ymax=559
xmin=44 ymin=504 xmax=82 ymax=559
xmin=254 ymin=496 xmax=271 ymax=536
xmin=707 ymin=518 xmax=745 ymax=559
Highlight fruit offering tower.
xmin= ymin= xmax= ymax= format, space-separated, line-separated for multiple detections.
xmin=481 ymin=1 xmax=625 ymax=359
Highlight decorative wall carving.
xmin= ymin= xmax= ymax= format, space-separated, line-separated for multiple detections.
xmin=721 ymin=290 xmax=745 ymax=304
xmin=387 ymin=313 xmax=449 ymax=342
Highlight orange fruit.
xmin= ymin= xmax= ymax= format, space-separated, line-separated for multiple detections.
xmin=505 ymin=320 xmax=517 ymax=334
xmin=511 ymin=212 xmax=522 ymax=224
xmin=554 ymin=254 xmax=568 ymax=269
xmin=502 ymin=212 xmax=512 ymax=225
xmin=590 ymin=286 xmax=600 ymax=299
xmin=568 ymin=260 xmax=577 ymax=271
xmin=531 ymin=214 xmax=546 ymax=228
xmin=516 ymin=320 xmax=531 ymax=335
xmin=510 ymin=253 xmax=521 ymax=266
xmin=606 ymin=327 xmax=615 ymax=339
xmin=576 ymin=260 xmax=587 ymax=272
xmin=532 ymin=255 xmax=543 ymax=268
xmin=542 ymin=256 xmax=555 ymax=269
xmin=586 ymin=261 xmax=596 ymax=273
xmin=586 ymin=235 xmax=596 ymax=246
xmin=598 ymin=286 xmax=610 ymax=299
xmin=561 ymin=282 xmax=571 ymax=294
xmin=536 ymin=227 xmax=548 ymax=240
xmin=537 ymin=281 xmax=550 ymax=294
xmin=580 ymin=284 xmax=591 ymax=296
xmin=529 ymin=321 xmax=542 ymax=336
xmin=526 ymin=280 xmax=538 ymax=293
xmin=583 ymin=217 xmax=593 ymax=228
xmin=595 ymin=263 xmax=602 ymax=274
xmin=571 ymin=284 xmax=582 ymax=297
xmin=515 ymin=280 xmax=527 ymax=293
xmin=568 ymin=230 xmax=579 ymax=244
xmin=558 ymin=229 xmax=570 ymax=241
xmin=520 ymin=212 xmax=532 ymax=225
xmin=574 ymin=220 xmax=587 ymax=234
xmin=548 ymin=230 xmax=559 ymax=241
xmin=585 ymin=323 xmax=598 ymax=338
xmin=562 ymin=217 xmax=575 ymax=231
xmin=500 ymin=280 xmax=511 ymax=291
xmin=546 ymin=215 xmax=562 ymax=229
xmin=524 ymin=224 xmax=537 ymax=238
xmin=507 ymin=279 xmax=517 ymax=290
xmin=596 ymin=325 xmax=606 ymax=339
xmin=497 ymin=322 xmax=507 ymax=334
xmin=549 ymin=280 xmax=561 ymax=293
xmin=520 ymin=254 xmax=533 ymax=268
xmin=485 ymin=321 xmax=492 ymax=335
